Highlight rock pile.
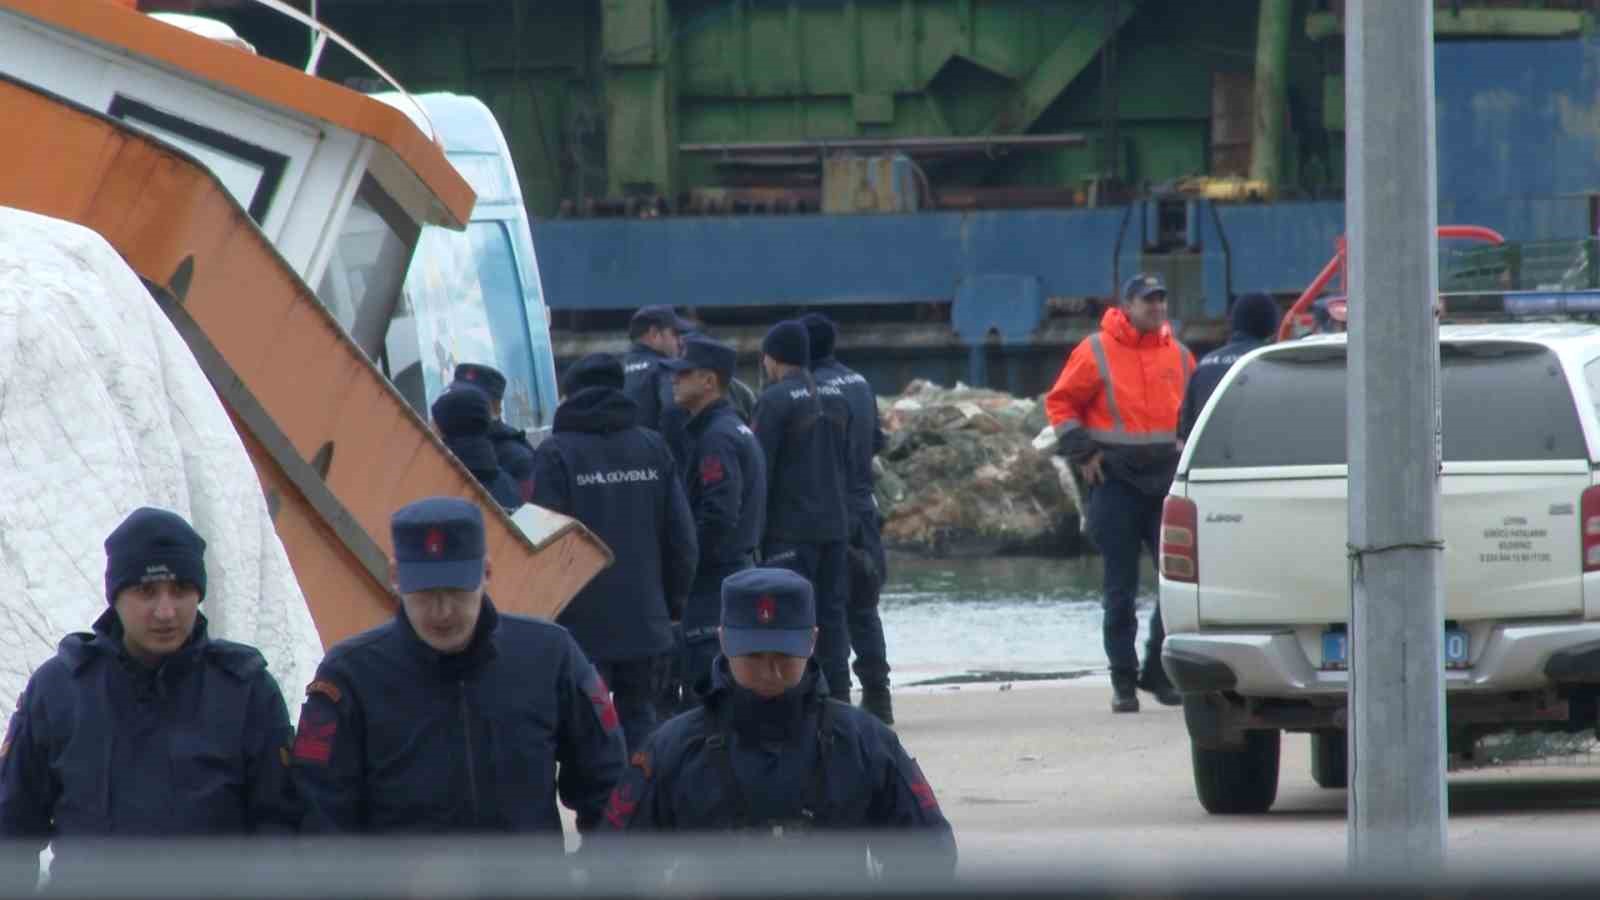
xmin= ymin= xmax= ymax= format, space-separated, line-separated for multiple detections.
xmin=875 ymin=380 xmax=1086 ymax=558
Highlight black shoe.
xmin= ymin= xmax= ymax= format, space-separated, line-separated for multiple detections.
xmin=860 ymin=687 xmax=895 ymax=726
xmin=1110 ymin=674 xmax=1140 ymax=714
xmin=1137 ymin=672 xmax=1182 ymax=707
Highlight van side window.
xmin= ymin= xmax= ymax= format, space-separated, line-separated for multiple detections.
xmin=1189 ymin=345 xmax=1587 ymax=468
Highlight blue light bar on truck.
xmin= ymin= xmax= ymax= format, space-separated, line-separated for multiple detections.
xmin=1441 ymin=289 xmax=1600 ymax=318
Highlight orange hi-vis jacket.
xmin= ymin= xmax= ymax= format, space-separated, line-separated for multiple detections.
xmin=1046 ymin=307 xmax=1195 ymax=480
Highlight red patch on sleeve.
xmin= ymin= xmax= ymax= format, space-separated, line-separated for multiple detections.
xmin=699 ymin=454 xmax=725 ymax=486
xmin=908 ymin=758 xmax=940 ymax=812
xmin=604 ymin=782 xmax=638 ymax=828
xmin=292 ymin=706 xmax=337 ymax=765
xmin=585 ymin=671 xmax=621 ymax=734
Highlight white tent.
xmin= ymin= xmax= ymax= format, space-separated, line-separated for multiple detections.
xmin=0 ymin=207 xmax=321 ymax=716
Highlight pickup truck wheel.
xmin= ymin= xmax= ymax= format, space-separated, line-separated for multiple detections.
xmin=1310 ymin=731 xmax=1348 ymax=789
xmin=1191 ymin=729 xmax=1280 ymax=814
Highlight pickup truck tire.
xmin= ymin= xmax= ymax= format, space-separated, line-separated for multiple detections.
xmin=1191 ymin=729 xmax=1280 ymax=814
xmin=1310 ymin=731 xmax=1348 ymax=789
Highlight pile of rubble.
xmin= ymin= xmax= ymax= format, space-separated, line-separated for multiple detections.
xmin=874 ymin=380 xmax=1087 ymax=558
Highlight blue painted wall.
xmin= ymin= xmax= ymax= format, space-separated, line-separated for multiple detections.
xmin=533 ymin=38 xmax=1599 ymax=316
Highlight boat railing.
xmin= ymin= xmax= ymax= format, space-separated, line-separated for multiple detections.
xmin=237 ymin=0 xmax=438 ymax=143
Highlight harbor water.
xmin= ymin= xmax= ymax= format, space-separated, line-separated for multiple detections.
xmin=879 ymin=555 xmax=1158 ymax=686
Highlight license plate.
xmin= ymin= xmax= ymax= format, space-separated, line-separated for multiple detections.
xmin=1321 ymin=628 xmax=1470 ymax=670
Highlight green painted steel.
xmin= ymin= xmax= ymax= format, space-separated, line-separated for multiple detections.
xmin=1306 ymin=7 xmax=1588 ymax=40
xmin=212 ymin=0 xmax=1374 ymax=214
xmin=1248 ymin=0 xmax=1291 ymax=188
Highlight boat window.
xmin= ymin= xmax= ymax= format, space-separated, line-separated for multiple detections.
xmin=317 ymin=176 xmax=419 ymax=363
xmin=1188 ymin=344 xmax=1587 ymax=468
xmin=108 ymin=95 xmax=286 ymax=223
xmin=384 ymin=221 xmax=547 ymax=431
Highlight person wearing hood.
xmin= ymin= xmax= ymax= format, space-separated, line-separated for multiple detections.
xmin=799 ymin=313 xmax=894 ymax=726
xmin=599 ymin=568 xmax=956 ymax=879
xmin=1177 ymin=292 xmax=1279 ymax=443
xmin=451 ymin=362 xmax=536 ymax=502
xmin=0 ymin=508 xmax=299 ymax=886
xmin=431 ymin=386 xmax=523 ymax=513
xmin=1045 ymin=274 xmax=1195 ymax=713
xmin=290 ymin=498 xmax=625 ymax=835
xmin=752 ymin=321 xmax=854 ymax=706
xmin=532 ymin=354 xmax=697 ymax=751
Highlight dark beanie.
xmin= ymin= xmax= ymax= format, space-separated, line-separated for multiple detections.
xmin=762 ymin=320 xmax=810 ymax=367
xmin=562 ymin=353 xmax=626 ymax=395
xmin=431 ymin=386 xmax=492 ymax=438
xmin=799 ymin=313 xmax=837 ymax=362
xmin=104 ymin=507 xmax=207 ymax=604
xmin=1230 ymin=292 xmax=1279 ymax=340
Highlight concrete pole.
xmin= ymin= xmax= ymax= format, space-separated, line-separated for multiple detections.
xmin=1249 ymin=0 xmax=1292 ymax=189
xmin=1345 ymin=0 xmax=1446 ymax=874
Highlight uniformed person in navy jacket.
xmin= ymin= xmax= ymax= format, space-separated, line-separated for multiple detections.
xmin=600 ymin=568 xmax=956 ymax=880
xmin=801 ymin=313 xmax=894 ymax=725
xmin=289 ymin=497 xmax=625 ymax=836
xmin=451 ymin=362 xmax=536 ymax=502
xmin=662 ymin=336 xmax=767 ymax=702
xmin=533 ymin=355 xmax=697 ymax=751
xmin=751 ymin=321 xmax=853 ymax=699
xmin=0 ymin=508 xmax=299 ymax=887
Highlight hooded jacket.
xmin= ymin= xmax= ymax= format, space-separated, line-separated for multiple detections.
xmin=1044 ymin=307 xmax=1196 ymax=497
xmin=0 ymin=610 xmax=297 ymax=883
xmin=1177 ymin=294 xmax=1278 ymax=441
xmin=531 ymin=387 xmax=697 ymax=660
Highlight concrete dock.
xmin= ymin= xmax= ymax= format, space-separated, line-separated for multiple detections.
xmin=896 ymin=676 xmax=1600 ymax=877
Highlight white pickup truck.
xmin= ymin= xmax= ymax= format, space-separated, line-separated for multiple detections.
xmin=1160 ymin=322 xmax=1600 ymax=814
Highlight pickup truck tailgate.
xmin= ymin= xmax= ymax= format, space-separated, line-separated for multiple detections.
xmin=1180 ymin=338 xmax=1594 ymax=627
xmin=1187 ymin=468 xmax=1588 ymax=625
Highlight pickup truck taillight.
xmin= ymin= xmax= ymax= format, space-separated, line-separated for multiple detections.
xmin=1161 ymin=496 xmax=1198 ymax=583
xmin=1583 ymin=486 xmax=1600 ymax=572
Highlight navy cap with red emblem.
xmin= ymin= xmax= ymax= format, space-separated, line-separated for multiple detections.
xmin=391 ymin=497 xmax=486 ymax=593
xmin=451 ymin=362 xmax=508 ymax=403
xmin=720 ymin=567 xmax=815 ymax=658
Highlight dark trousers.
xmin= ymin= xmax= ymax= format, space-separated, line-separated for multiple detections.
xmin=1087 ymin=478 xmax=1167 ymax=680
xmin=847 ymin=511 xmax=890 ymax=691
xmin=763 ymin=539 xmax=851 ymax=697
xmin=595 ymin=657 xmax=663 ymax=753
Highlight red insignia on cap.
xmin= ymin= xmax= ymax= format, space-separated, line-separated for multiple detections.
xmin=424 ymin=527 xmax=446 ymax=557
xmin=756 ymin=595 xmax=777 ymax=625
xmin=464 ymin=370 xmax=477 ymax=380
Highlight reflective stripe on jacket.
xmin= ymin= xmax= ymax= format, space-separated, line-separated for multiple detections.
xmin=1044 ymin=307 xmax=1195 ymax=496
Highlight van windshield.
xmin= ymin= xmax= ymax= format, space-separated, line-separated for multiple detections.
xmin=1188 ymin=343 xmax=1588 ymax=468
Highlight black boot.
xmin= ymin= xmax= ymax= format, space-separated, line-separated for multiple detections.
xmin=860 ymin=686 xmax=895 ymax=726
xmin=1137 ymin=664 xmax=1182 ymax=707
xmin=1110 ymin=671 xmax=1140 ymax=713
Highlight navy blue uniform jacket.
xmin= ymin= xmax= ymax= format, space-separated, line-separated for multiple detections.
xmin=489 ymin=420 xmax=537 ymax=502
xmin=1177 ymin=332 xmax=1267 ymax=442
xmin=531 ymin=387 xmax=697 ymax=659
xmin=622 ymin=343 xmax=676 ymax=434
xmin=601 ymin=659 xmax=956 ymax=877
xmin=812 ymin=356 xmax=885 ymax=522
xmin=290 ymin=597 xmax=625 ymax=834
xmin=0 ymin=610 xmax=297 ymax=881
xmin=684 ymin=398 xmax=767 ymax=580
xmin=753 ymin=372 xmax=851 ymax=544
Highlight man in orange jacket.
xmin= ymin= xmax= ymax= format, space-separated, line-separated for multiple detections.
xmin=1046 ymin=274 xmax=1195 ymax=713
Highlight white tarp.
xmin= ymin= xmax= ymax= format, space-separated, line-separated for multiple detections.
xmin=0 ymin=207 xmax=321 ymax=715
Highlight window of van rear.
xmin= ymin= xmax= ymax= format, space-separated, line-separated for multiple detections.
xmin=1188 ymin=343 xmax=1588 ymax=468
